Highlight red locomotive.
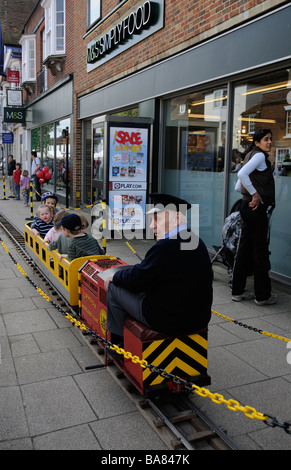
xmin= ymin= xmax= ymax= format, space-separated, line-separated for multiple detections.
xmin=79 ymin=258 xmax=211 ymax=396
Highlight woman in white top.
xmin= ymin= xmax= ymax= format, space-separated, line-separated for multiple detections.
xmin=232 ymin=129 xmax=277 ymax=306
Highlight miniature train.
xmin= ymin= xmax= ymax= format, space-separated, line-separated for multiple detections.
xmin=24 ymin=221 xmax=211 ymax=396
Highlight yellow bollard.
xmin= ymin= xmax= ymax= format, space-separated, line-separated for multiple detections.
xmin=25 ymin=181 xmax=34 ymax=220
xmin=2 ymin=175 xmax=6 ymax=200
xmin=101 ymin=200 xmax=107 ymax=254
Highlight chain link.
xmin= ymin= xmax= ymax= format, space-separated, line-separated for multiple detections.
xmin=263 ymin=415 xmax=291 ymax=434
xmin=1 ymin=238 xmax=290 ymax=434
xmin=211 ymin=309 xmax=291 ymax=343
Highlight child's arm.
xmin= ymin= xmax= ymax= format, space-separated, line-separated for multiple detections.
xmin=44 ymin=227 xmax=54 ymax=243
xmin=47 ymin=240 xmax=57 ymax=251
xmin=31 ymin=228 xmax=39 ymax=237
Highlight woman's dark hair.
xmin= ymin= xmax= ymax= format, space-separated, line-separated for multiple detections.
xmin=252 ymin=128 xmax=272 ymax=145
xmin=242 ymin=128 xmax=272 ymax=156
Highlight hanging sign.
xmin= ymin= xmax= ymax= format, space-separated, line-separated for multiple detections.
xmin=3 ymin=107 xmax=26 ymax=124
xmin=7 ymin=70 xmax=20 ymax=83
xmin=7 ymin=89 xmax=22 ymax=106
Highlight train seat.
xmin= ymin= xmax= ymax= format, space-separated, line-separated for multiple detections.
xmin=124 ymin=317 xmax=168 ymax=341
xmin=124 ymin=316 xmax=207 ymax=341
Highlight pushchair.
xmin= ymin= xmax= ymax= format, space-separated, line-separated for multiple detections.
xmin=212 ymin=198 xmax=275 ymax=279
xmin=211 ymin=199 xmax=242 ymax=276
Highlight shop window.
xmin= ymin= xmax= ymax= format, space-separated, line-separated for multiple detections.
xmin=56 ymin=119 xmax=70 ymax=196
xmin=229 ymin=68 xmax=291 ymax=279
xmin=162 ymin=87 xmax=228 ymax=248
xmin=31 ymin=118 xmax=70 ymax=199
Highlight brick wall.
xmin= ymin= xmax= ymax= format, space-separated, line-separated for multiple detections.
xmin=22 ymin=0 xmax=287 ymax=206
xmin=73 ymin=0 xmax=285 ymax=97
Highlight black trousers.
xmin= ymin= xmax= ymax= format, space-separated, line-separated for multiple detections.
xmin=106 ymin=283 xmax=151 ymax=337
xmin=232 ymin=200 xmax=271 ymax=302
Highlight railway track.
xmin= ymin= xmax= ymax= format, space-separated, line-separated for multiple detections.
xmin=0 ymin=212 xmax=240 ymax=451
xmin=103 ymin=362 xmax=240 ymax=450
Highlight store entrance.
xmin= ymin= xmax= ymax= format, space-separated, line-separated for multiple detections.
xmin=92 ymin=123 xmax=104 ymax=204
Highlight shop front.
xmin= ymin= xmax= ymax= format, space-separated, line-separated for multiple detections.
xmin=25 ymin=76 xmax=73 ymax=205
xmin=79 ymin=4 xmax=291 ymax=282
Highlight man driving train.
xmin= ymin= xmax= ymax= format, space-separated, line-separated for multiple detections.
xmin=104 ymin=193 xmax=213 ymax=347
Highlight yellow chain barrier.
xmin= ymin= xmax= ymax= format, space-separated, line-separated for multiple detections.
xmin=211 ymin=309 xmax=291 ymax=343
xmin=107 ymin=344 xmax=268 ymax=421
xmin=1 ymin=238 xmax=291 ymax=432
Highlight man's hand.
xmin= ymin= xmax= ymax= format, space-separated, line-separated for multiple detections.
xmin=104 ymin=274 xmax=114 ymax=292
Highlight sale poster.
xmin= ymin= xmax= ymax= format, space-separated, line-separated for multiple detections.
xmin=108 ymin=126 xmax=149 ymax=230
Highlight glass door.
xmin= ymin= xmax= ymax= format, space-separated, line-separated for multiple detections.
xmin=92 ymin=124 xmax=104 ymax=203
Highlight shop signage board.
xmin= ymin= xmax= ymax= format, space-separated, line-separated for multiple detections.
xmin=7 ymin=70 xmax=20 ymax=83
xmin=87 ymin=0 xmax=164 ymax=72
xmin=2 ymin=133 xmax=14 ymax=144
xmin=7 ymin=89 xmax=22 ymax=106
xmin=3 ymin=107 xmax=26 ymax=124
xmin=108 ymin=124 xmax=149 ymax=231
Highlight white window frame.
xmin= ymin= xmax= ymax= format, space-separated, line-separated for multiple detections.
xmin=285 ymin=106 xmax=291 ymax=137
xmin=87 ymin=0 xmax=101 ymax=29
xmin=276 ymin=147 xmax=291 ymax=165
xmin=19 ymin=35 xmax=36 ymax=82
xmin=41 ymin=0 xmax=66 ymax=61
xmin=213 ymin=89 xmax=227 ymax=108
xmin=248 ymin=113 xmax=256 ymax=134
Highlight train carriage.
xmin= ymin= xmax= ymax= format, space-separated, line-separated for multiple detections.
xmin=24 ymin=221 xmax=211 ymax=396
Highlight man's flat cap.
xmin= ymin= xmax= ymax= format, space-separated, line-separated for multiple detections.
xmin=147 ymin=193 xmax=191 ymax=214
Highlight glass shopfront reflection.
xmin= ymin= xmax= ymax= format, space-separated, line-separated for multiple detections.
xmin=162 ymin=88 xmax=228 ymax=248
xmin=228 ymin=69 xmax=291 ymax=279
xmin=42 ymin=124 xmax=54 ymax=194
xmin=56 ymin=119 xmax=70 ymax=197
xmin=31 ymin=118 xmax=71 ymax=201
xmin=92 ymin=124 xmax=104 ymax=203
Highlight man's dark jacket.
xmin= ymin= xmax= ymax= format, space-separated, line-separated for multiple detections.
xmin=8 ymin=159 xmax=16 ymax=176
xmin=112 ymin=230 xmax=213 ymax=336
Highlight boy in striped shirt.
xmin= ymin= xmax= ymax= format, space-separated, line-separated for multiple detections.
xmin=55 ymin=213 xmax=104 ymax=262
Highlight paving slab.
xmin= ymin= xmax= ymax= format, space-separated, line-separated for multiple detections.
xmin=21 ymin=376 xmax=97 ymax=435
xmin=0 ymin=193 xmax=290 ymax=450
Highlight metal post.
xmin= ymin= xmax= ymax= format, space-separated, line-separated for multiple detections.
xmin=2 ymin=175 xmax=6 ymax=200
xmin=101 ymin=199 xmax=107 ymax=254
xmin=25 ymin=181 xmax=34 ymax=220
xmin=62 ymin=127 xmax=69 ymax=209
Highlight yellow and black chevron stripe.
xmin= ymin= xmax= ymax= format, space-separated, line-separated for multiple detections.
xmin=142 ymin=330 xmax=209 ymax=388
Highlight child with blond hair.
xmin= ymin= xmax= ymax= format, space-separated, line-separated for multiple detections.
xmin=31 ymin=205 xmax=54 ymax=238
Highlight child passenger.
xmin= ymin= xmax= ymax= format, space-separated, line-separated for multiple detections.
xmin=44 ymin=210 xmax=66 ymax=243
xmin=55 ymin=213 xmax=104 ymax=262
xmin=20 ymin=170 xmax=31 ymax=206
xmin=31 ymin=205 xmax=54 ymax=238
xmin=79 ymin=215 xmax=89 ymax=232
xmin=31 ymin=191 xmax=58 ymax=228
